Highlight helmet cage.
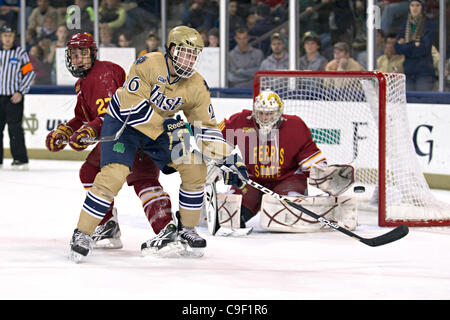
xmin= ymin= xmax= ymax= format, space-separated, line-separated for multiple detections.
xmin=171 ymin=43 xmax=202 ymax=78
xmin=253 ymin=90 xmax=284 ymax=135
xmin=65 ymin=33 xmax=97 ymax=78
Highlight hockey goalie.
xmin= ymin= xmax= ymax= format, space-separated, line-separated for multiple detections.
xmin=201 ymin=89 xmax=357 ymax=236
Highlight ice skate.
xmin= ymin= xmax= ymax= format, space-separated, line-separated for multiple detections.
xmin=178 ymin=226 xmax=207 ymax=258
xmin=141 ymin=221 xmax=184 ymax=258
xmin=92 ymin=208 xmax=123 ymax=249
xmin=69 ymin=229 xmax=93 ymax=263
xmin=11 ymin=160 xmax=29 ymax=171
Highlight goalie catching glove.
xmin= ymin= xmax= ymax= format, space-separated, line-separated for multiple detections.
xmin=309 ymin=164 xmax=355 ymax=196
xmin=69 ymin=124 xmax=97 ymax=151
xmin=45 ymin=123 xmax=74 ymax=152
xmin=220 ymin=154 xmax=249 ymax=189
xmin=163 ymin=115 xmax=191 ymax=164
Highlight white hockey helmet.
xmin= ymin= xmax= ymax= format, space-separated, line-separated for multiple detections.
xmin=166 ymin=26 xmax=204 ymax=78
xmin=253 ymin=89 xmax=284 ymax=135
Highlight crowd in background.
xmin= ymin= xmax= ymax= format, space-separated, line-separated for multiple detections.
xmin=0 ymin=0 xmax=448 ymax=91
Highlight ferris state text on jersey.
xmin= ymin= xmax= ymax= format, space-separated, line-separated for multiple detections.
xmin=218 ymin=109 xmax=325 ymax=182
xmin=106 ymin=52 xmax=227 ymax=160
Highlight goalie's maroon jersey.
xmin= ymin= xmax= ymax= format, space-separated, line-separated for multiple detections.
xmin=219 ymin=109 xmax=325 ymax=184
xmin=66 ymin=60 xmax=126 ymax=134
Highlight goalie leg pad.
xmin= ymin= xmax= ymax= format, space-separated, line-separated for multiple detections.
xmin=217 ymin=193 xmax=243 ymax=229
xmin=259 ymin=194 xmax=357 ymax=233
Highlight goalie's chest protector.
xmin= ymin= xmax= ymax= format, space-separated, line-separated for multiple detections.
xmin=221 ymin=110 xmax=320 ymax=182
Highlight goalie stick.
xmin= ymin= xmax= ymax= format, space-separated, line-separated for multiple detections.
xmin=193 ymin=149 xmax=409 ymax=247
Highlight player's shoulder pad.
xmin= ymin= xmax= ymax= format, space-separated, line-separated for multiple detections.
xmin=135 ymin=51 xmax=164 ymax=66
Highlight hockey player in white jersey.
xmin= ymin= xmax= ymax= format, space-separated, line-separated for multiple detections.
xmin=69 ymin=26 xmax=249 ymax=262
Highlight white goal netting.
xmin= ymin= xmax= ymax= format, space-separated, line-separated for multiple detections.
xmin=255 ymin=71 xmax=450 ymax=226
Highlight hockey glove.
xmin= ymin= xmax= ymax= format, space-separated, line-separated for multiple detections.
xmin=221 ymin=154 xmax=249 ymax=189
xmin=45 ymin=123 xmax=74 ymax=152
xmin=163 ymin=115 xmax=191 ymax=163
xmin=69 ymin=124 xmax=97 ymax=151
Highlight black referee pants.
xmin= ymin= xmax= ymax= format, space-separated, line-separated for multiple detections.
xmin=0 ymin=95 xmax=28 ymax=164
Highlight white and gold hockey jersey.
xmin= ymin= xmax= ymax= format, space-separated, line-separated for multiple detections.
xmin=107 ymin=52 xmax=229 ymax=159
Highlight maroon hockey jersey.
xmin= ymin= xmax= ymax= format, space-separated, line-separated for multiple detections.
xmin=66 ymin=60 xmax=126 ymax=134
xmin=218 ymin=109 xmax=326 ymax=183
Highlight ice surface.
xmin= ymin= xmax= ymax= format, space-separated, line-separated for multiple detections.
xmin=1 ymin=160 xmax=450 ymax=300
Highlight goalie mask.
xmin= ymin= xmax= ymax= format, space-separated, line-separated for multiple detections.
xmin=166 ymin=26 xmax=204 ymax=78
xmin=253 ymin=90 xmax=284 ymax=135
xmin=65 ymin=32 xmax=97 ymax=78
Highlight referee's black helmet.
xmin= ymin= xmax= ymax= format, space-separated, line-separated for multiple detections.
xmin=0 ymin=24 xmax=15 ymax=34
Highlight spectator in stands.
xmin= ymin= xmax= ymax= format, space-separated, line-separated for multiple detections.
xmin=48 ymin=24 xmax=69 ymax=84
xmin=380 ymin=1 xmax=410 ymax=36
xmin=137 ymin=32 xmax=162 ymax=57
xmin=66 ymin=0 xmax=94 ymax=35
xmin=29 ymin=44 xmax=51 ymax=84
xmin=27 ymin=0 xmax=61 ymax=35
xmin=394 ymin=0 xmax=436 ymax=91
xmin=329 ymin=1 xmax=355 ymax=46
xmin=36 ymin=11 xmax=57 ymax=42
xmin=0 ymin=2 xmax=19 ymax=31
xmin=99 ymin=0 xmax=127 ymax=34
xmin=26 ymin=28 xmax=38 ymax=52
xmin=227 ymin=1 xmax=246 ymax=35
xmin=259 ymin=32 xmax=288 ymax=71
xmin=357 ymin=29 xmax=385 ymax=69
xmin=255 ymin=0 xmax=286 ymax=24
xmin=377 ymin=33 xmax=405 ymax=73
xmin=207 ymin=28 xmax=219 ymax=47
xmin=299 ymin=31 xmax=328 ymax=71
xmin=198 ymin=28 xmax=209 ymax=47
xmin=298 ymin=0 xmax=333 ymax=53
xmin=248 ymin=3 xmax=276 ymax=55
xmin=228 ymin=27 xmax=264 ymax=89
xmin=181 ymin=0 xmax=218 ymax=31
xmin=99 ymin=23 xmax=116 ymax=47
xmin=117 ymin=30 xmax=133 ymax=48
xmin=325 ymin=42 xmax=365 ymax=71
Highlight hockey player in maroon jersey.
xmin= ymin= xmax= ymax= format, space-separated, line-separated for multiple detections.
xmin=209 ymin=89 xmax=356 ymax=233
xmin=45 ymin=32 xmax=173 ymax=248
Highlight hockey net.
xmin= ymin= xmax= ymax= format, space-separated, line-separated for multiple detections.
xmin=253 ymin=71 xmax=450 ymax=227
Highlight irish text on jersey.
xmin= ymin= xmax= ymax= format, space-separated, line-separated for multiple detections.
xmin=149 ymin=84 xmax=184 ymax=111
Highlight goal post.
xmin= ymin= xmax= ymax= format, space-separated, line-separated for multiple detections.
xmin=253 ymin=70 xmax=450 ymax=227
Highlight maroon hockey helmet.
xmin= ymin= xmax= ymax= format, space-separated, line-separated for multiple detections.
xmin=65 ymin=32 xmax=98 ymax=78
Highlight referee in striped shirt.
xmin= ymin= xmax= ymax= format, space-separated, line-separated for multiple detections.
xmin=0 ymin=24 xmax=35 ymax=170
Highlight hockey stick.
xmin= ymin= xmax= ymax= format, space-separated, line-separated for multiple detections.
xmin=60 ymin=113 xmax=131 ymax=144
xmin=193 ymin=150 xmax=409 ymax=247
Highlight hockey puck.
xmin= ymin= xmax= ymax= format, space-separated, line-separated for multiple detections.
xmin=353 ymin=186 xmax=366 ymax=193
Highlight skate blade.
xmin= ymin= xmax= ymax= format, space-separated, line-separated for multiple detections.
xmin=179 ymin=243 xmax=205 ymax=258
xmin=141 ymin=241 xmax=186 ymax=258
xmin=93 ymin=238 xmax=123 ymax=249
xmin=68 ymin=250 xmax=85 ymax=263
xmin=11 ymin=164 xmax=29 ymax=171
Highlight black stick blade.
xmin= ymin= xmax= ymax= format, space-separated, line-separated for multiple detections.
xmin=361 ymin=224 xmax=409 ymax=247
